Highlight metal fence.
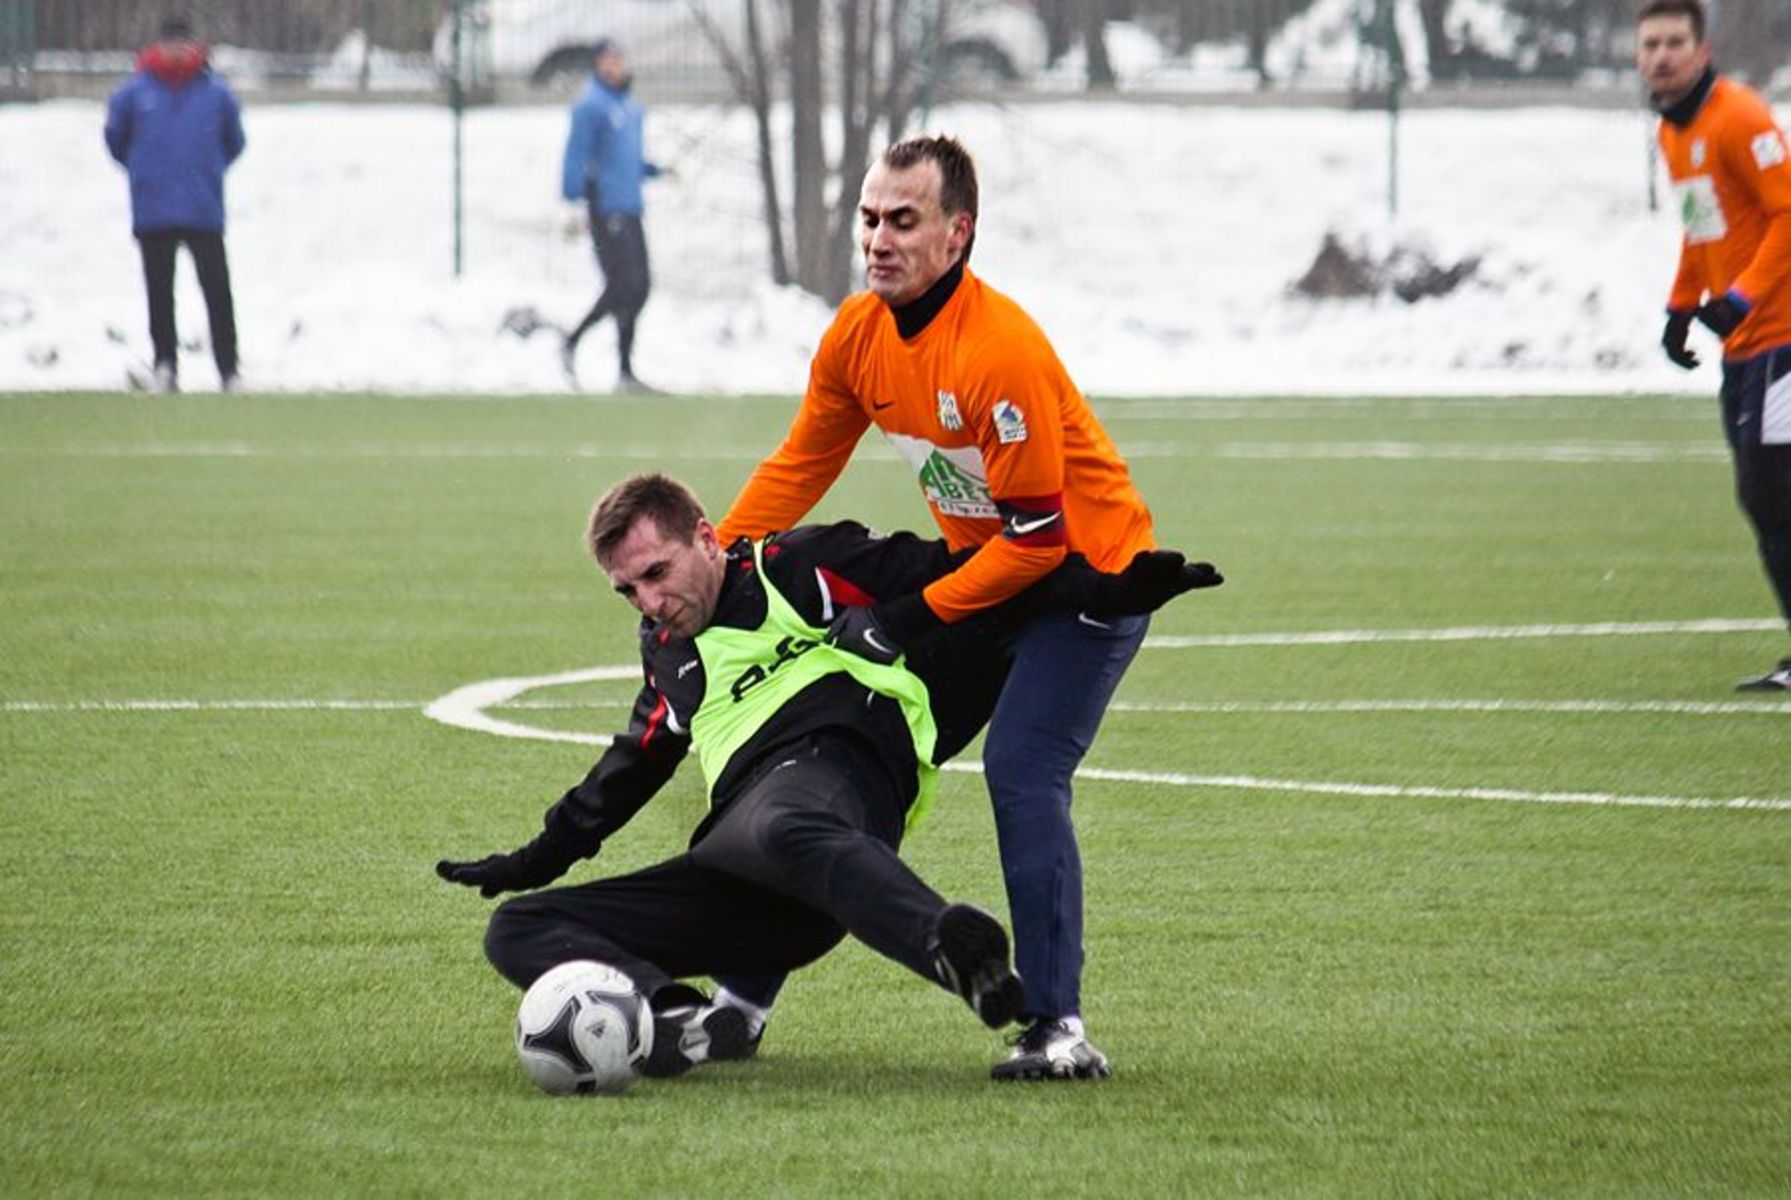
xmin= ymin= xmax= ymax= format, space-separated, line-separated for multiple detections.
xmin=10 ymin=0 xmax=1791 ymax=104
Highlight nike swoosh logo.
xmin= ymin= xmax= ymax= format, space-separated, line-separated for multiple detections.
xmin=862 ymin=630 xmax=897 ymax=656
xmin=871 ymin=399 xmax=895 ymax=411
xmin=1076 ymin=612 xmax=1115 ymax=630
xmin=1008 ymin=513 xmax=1061 ymax=535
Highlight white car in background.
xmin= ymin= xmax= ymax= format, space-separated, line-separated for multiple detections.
xmin=437 ymin=0 xmax=1048 ymax=92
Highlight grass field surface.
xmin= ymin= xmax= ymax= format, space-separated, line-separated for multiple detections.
xmin=2 ymin=391 xmax=1786 ymax=1197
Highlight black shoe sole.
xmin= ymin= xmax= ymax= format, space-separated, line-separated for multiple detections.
xmin=935 ymin=904 xmax=1025 ymax=1029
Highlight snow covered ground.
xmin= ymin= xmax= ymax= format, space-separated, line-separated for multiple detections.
xmin=3 ymin=93 xmax=1773 ymax=397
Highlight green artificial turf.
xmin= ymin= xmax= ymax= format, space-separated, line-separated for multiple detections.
xmin=1 ymin=391 xmax=1785 ymax=1197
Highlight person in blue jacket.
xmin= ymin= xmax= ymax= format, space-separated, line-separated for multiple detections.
xmin=559 ymin=39 xmax=662 ymax=393
xmin=104 ymin=17 xmax=246 ymax=393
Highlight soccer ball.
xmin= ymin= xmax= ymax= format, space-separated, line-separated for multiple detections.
xmin=514 ymin=960 xmax=654 ymax=1096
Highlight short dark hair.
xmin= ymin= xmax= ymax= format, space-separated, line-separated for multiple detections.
xmin=158 ymin=16 xmax=194 ymax=40
xmin=1637 ymin=0 xmax=1705 ymax=41
xmin=883 ymin=135 xmax=979 ymax=225
xmin=586 ymin=473 xmax=706 ymax=564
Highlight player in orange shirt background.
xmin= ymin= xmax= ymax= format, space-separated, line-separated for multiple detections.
xmin=714 ymin=135 xmax=1219 ymax=1079
xmin=1641 ymin=0 xmax=1791 ymax=690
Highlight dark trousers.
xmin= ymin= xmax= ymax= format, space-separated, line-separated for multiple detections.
xmin=982 ymin=609 xmax=1148 ymax=1022
xmin=567 ymin=210 xmax=650 ymax=377
xmin=137 ymin=229 xmax=238 ymax=381
xmin=1720 ymin=348 xmax=1791 ymax=628
xmin=483 ymin=733 xmax=948 ymax=1003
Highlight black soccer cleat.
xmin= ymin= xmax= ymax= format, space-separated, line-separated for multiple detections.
xmin=930 ymin=903 xmax=1025 ymax=1029
xmin=640 ymin=992 xmax=755 ymax=1079
xmin=1735 ymin=657 xmax=1791 ymax=692
xmin=991 ymin=1018 xmax=1113 ymax=1082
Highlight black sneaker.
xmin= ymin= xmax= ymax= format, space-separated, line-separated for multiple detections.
xmin=991 ymin=1019 xmax=1113 ymax=1082
xmin=640 ymin=990 xmax=755 ymax=1078
xmin=1735 ymin=658 xmax=1791 ymax=692
xmin=930 ymin=904 xmax=1025 ymax=1029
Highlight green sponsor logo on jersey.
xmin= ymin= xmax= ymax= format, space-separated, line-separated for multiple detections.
xmin=917 ymin=451 xmax=991 ymax=511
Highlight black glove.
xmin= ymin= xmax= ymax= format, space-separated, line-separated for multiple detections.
xmin=436 ymin=838 xmax=583 ymax=899
xmin=1661 ymin=309 xmax=1699 ymax=370
xmin=1695 ymin=291 xmax=1750 ymax=339
xmin=1096 ymin=549 xmax=1224 ymax=615
xmin=825 ymin=604 xmax=902 ymax=665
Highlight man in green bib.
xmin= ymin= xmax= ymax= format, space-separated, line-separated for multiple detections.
xmin=438 ymin=473 xmax=1217 ymax=1077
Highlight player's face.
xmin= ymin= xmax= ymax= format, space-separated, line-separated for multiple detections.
xmin=1636 ymin=15 xmax=1709 ymax=101
xmin=601 ymin=516 xmax=725 ymax=637
xmin=595 ymin=48 xmax=628 ymax=87
xmin=859 ymin=159 xmax=973 ymax=307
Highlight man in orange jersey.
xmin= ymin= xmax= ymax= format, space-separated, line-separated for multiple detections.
xmin=1642 ymin=0 xmax=1791 ymax=690
xmin=715 ymin=135 xmax=1214 ymax=1079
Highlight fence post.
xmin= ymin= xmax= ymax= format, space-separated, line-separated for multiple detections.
xmin=450 ymin=0 xmax=467 ymax=278
xmin=0 ymin=0 xmax=35 ymax=102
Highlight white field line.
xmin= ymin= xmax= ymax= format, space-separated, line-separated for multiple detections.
xmin=10 ymin=696 xmax=1785 ymax=719
xmin=1041 ymin=766 xmax=1791 ymax=813
xmin=1098 ymin=400 xmax=1711 ymax=423
xmin=1145 ymin=618 xmax=1783 ymax=649
xmin=413 ymin=666 xmax=1790 ymax=813
xmin=0 ymin=441 xmax=1722 ymax=464
xmin=13 ymin=619 xmax=1789 ymax=810
xmin=1108 ymin=698 xmax=1791 ymax=716
xmin=0 ymin=443 xmax=775 ymax=461
xmin=1210 ymin=441 xmax=1727 ymax=462
xmin=0 ymin=699 xmax=422 ymax=712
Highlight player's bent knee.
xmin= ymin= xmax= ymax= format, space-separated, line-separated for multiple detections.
xmin=483 ymin=898 xmax=550 ymax=989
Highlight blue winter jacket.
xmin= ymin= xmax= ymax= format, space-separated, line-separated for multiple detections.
xmin=105 ymin=59 xmax=245 ymax=234
xmin=560 ymin=75 xmax=659 ymax=214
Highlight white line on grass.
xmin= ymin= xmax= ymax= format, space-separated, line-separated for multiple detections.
xmin=1056 ymin=766 xmax=1791 ymax=812
xmin=1211 ymin=442 xmax=1728 ymax=463
xmin=416 ymin=667 xmax=1791 ymax=813
xmin=0 ymin=699 xmax=423 ymax=712
xmin=3 ymin=441 xmax=1724 ymax=464
xmin=11 ymin=696 xmax=1785 ymax=719
xmin=1109 ymin=698 xmax=1791 ymax=716
xmin=1145 ymin=618 xmax=1783 ymax=649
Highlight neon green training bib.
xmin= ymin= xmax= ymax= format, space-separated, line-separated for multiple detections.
xmin=690 ymin=541 xmax=939 ymax=832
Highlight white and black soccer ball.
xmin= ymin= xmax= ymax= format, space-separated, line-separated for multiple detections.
xmin=514 ymin=960 xmax=654 ymax=1096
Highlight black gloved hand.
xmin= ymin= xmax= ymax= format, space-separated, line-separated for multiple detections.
xmin=436 ymin=839 xmax=581 ymax=899
xmin=1097 ymin=549 xmax=1224 ymax=615
xmin=825 ymin=604 xmax=902 ymax=665
xmin=1661 ymin=309 xmax=1699 ymax=370
xmin=1695 ymin=291 xmax=1750 ymax=339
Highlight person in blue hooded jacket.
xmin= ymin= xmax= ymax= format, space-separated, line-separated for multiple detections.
xmin=104 ymin=17 xmax=246 ymax=393
xmin=559 ymin=38 xmax=662 ymax=394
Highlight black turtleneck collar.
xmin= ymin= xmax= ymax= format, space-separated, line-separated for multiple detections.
xmin=889 ymin=258 xmax=965 ymax=340
xmin=1653 ymin=65 xmax=1716 ymax=129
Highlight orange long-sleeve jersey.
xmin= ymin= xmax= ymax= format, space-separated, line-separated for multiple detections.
xmin=718 ymin=267 xmax=1154 ymax=624
xmin=1657 ymin=76 xmax=1791 ymax=359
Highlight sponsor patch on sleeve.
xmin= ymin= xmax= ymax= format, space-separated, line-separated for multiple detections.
xmin=992 ymin=399 xmax=1028 ymax=445
xmin=1752 ymin=130 xmax=1787 ymax=171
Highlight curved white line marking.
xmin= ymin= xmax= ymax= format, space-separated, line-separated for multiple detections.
xmin=417 ymin=664 xmax=1791 ymax=813
xmin=422 ymin=666 xmax=636 ymax=748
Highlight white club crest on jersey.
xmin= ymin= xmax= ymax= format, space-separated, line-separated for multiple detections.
xmin=937 ymin=390 xmax=963 ymax=431
xmin=992 ymin=399 xmax=1028 ymax=444
xmin=1690 ymin=138 xmax=1706 ymax=168
xmin=1753 ymin=131 xmax=1787 ymax=171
